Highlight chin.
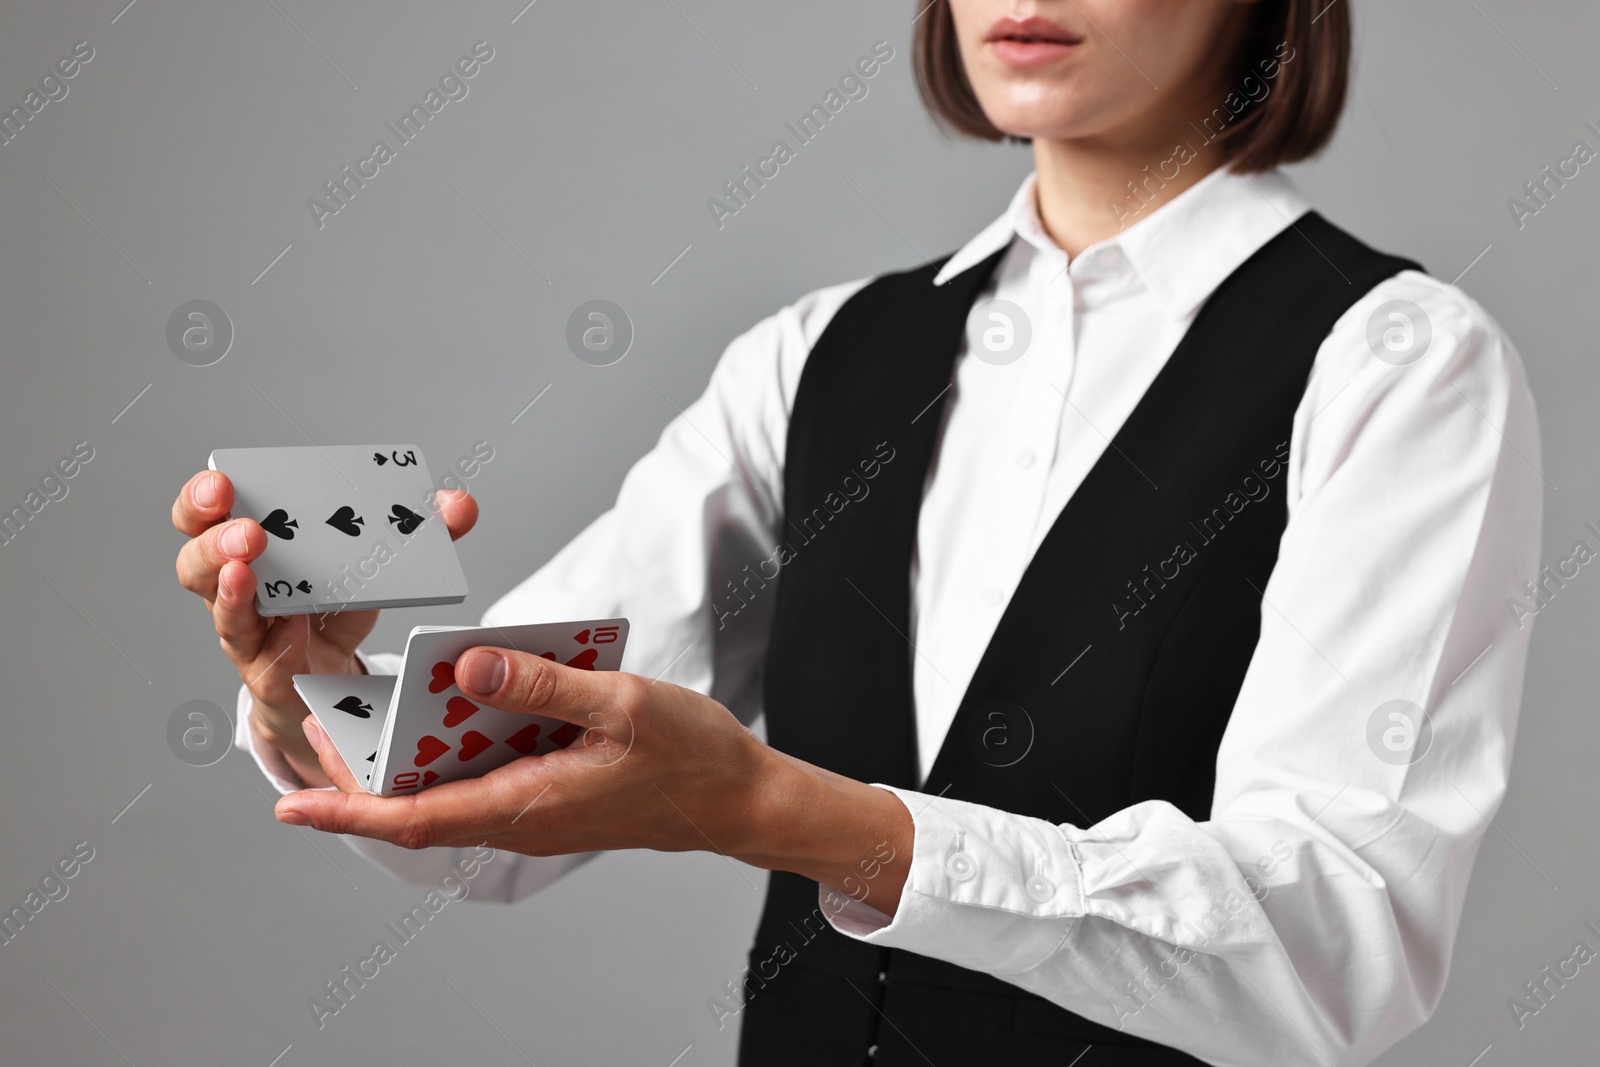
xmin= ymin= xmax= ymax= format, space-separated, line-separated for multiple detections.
xmin=971 ymin=91 xmax=1093 ymax=142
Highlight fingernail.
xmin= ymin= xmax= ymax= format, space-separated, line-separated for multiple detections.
xmin=461 ymin=650 xmax=506 ymax=694
xmin=219 ymin=521 xmax=248 ymax=557
xmin=193 ymin=473 xmax=219 ymax=509
xmin=276 ymin=809 xmax=312 ymax=827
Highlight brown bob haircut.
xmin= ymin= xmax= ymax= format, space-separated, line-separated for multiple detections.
xmin=913 ymin=1 xmax=1352 ymax=173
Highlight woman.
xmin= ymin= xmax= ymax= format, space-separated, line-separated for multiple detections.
xmin=172 ymin=2 xmax=1541 ymax=1064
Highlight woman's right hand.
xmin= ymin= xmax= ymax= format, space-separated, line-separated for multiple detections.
xmin=172 ymin=469 xmax=479 ymax=785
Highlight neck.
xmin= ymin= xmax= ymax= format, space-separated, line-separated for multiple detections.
xmin=1030 ymin=128 xmax=1232 ymax=258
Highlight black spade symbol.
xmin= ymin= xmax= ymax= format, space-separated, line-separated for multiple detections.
xmin=325 ymin=506 xmax=364 ymax=536
xmin=388 ymin=504 xmax=424 ymax=535
xmin=372 ymin=452 xmax=388 ymax=465
xmin=333 ymin=695 xmax=373 ymax=718
xmin=295 ymin=579 xmax=313 ymax=593
xmin=260 ymin=509 xmax=299 ymax=540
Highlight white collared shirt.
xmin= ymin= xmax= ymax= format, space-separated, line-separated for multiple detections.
xmin=239 ymin=167 xmax=1543 ymax=1066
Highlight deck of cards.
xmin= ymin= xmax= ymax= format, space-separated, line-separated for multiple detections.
xmin=295 ymin=620 xmax=629 ymax=796
xmin=208 ymin=444 xmax=469 ymax=616
xmin=212 ymin=443 xmax=630 ymax=795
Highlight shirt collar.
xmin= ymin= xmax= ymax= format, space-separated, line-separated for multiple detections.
xmin=933 ymin=166 xmax=1311 ymax=320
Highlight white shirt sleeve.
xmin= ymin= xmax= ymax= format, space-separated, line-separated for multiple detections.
xmin=234 ymin=279 xmax=867 ymax=894
xmin=824 ymin=272 xmax=1544 ymax=1067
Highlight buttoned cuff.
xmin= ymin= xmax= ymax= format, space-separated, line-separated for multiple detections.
xmin=821 ymin=785 xmax=1086 ymax=975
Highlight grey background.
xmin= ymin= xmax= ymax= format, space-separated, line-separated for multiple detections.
xmin=0 ymin=1 xmax=1594 ymax=1064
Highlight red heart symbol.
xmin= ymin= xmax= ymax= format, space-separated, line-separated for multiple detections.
xmin=443 ymin=696 xmax=479 ymax=728
xmin=421 ymin=771 xmax=439 ymax=787
xmin=457 ymin=730 xmax=492 ymax=761
xmin=547 ymin=722 xmax=582 ymax=749
xmin=565 ymin=648 xmax=599 ymax=671
xmin=414 ymin=735 xmax=449 ymax=766
xmin=428 ymin=661 xmax=455 ymax=694
xmin=504 ymin=723 xmax=541 ymax=755
xmin=540 ymin=652 xmax=557 ymax=661
xmin=573 ymin=629 xmax=591 ymax=644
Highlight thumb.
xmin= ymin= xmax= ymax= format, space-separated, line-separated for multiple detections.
xmin=435 ymin=489 xmax=478 ymax=541
xmin=454 ymin=646 xmax=616 ymax=725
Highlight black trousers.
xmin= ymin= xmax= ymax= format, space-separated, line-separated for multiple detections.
xmin=737 ymin=960 xmax=1205 ymax=1067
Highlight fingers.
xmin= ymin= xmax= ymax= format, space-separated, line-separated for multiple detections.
xmin=213 ymin=559 xmax=271 ymax=660
xmin=454 ymin=647 xmax=618 ymax=725
xmin=172 ymin=470 xmax=234 ymax=537
xmin=177 ymin=518 xmax=266 ymax=600
xmin=302 ymin=716 xmax=364 ymax=793
xmin=436 ymin=489 xmax=478 ymax=542
xmin=240 ymin=615 xmax=313 ymax=708
xmin=275 ymin=769 xmax=524 ymax=850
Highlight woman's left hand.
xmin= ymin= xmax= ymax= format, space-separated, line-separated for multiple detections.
xmin=272 ymin=647 xmax=914 ymax=912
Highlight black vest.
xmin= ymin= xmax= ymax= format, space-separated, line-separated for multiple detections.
xmin=742 ymin=214 xmax=1420 ymax=1066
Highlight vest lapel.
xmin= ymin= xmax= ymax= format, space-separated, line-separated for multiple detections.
xmin=762 ymin=248 xmax=1007 ymax=791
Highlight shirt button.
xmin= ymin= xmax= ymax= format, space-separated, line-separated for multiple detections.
xmin=1026 ymin=875 xmax=1056 ymax=903
xmin=1014 ymin=450 xmax=1036 ymax=470
xmin=946 ymin=851 xmax=978 ymax=882
xmin=878 ymin=970 xmax=888 ymax=985
xmin=979 ymin=586 xmax=1002 ymax=606
xmin=867 ymin=1045 xmax=879 ymax=1059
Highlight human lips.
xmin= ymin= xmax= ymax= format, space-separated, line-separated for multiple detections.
xmin=985 ymin=15 xmax=1084 ymax=68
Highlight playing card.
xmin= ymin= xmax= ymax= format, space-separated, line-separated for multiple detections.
xmin=372 ymin=619 xmax=629 ymax=796
xmin=293 ymin=673 xmax=396 ymax=788
xmin=208 ymin=444 xmax=468 ymax=616
xmin=299 ymin=619 xmax=625 ymax=796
